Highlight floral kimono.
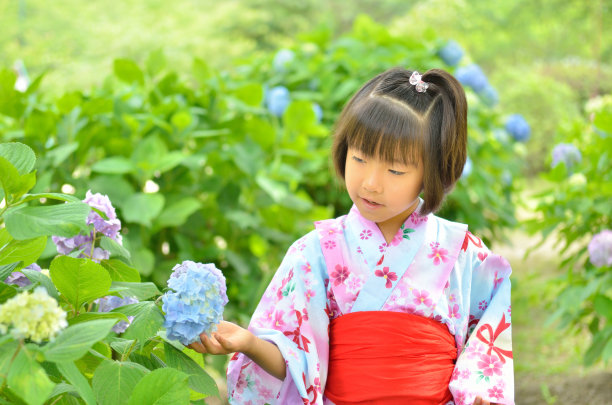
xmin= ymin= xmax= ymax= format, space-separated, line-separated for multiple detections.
xmin=227 ymin=202 xmax=514 ymax=405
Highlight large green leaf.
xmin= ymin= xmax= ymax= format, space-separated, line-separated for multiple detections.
xmin=43 ymin=319 xmax=117 ymax=362
xmin=0 ymin=230 xmax=46 ymax=266
xmin=100 ymin=259 xmax=140 ymax=282
xmin=4 ymin=202 xmax=91 ymax=240
xmin=0 ymin=338 xmax=19 ymax=387
xmin=67 ymin=312 xmax=129 ymax=326
xmin=0 ymin=142 xmax=36 ymax=175
xmin=113 ymin=59 xmax=144 ymax=85
xmin=153 ymin=197 xmax=201 ymax=229
xmin=56 ymin=361 xmax=96 ymax=405
xmin=22 ymin=269 xmax=59 ymax=300
xmin=113 ymin=301 xmax=164 ymax=344
xmin=0 ymin=281 xmax=18 ymax=303
xmin=0 ymin=157 xmax=36 ymax=201
xmin=127 ymin=368 xmax=190 ymax=405
xmin=7 ymin=345 xmax=55 ymax=405
xmin=163 ymin=342 xmax=218 ymax=397
xmin=49 ymin=256 xmax=112 ymax=310
xmin=92 ymin=361 xmax=148 ymax=405
xmin=100 ymin=237 xmax=132 ymax=261
xmin=121 ymin=193 xmax=165 ymax=227
xmin=109 ymin=281 xmax=160 ymax=300
xmin=91 ymin=157 xmax=137 ymax=174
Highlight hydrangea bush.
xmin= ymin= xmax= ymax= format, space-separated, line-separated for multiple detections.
xmin=0 ymin=142 xmax=219 ymax=404
xmin=527 ymin=95 xmax=612 ymax=365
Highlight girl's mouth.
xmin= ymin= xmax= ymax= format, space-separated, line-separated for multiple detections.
xmin=361 ymin=197 xmax=382 ymax=208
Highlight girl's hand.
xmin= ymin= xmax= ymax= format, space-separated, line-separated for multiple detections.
xmin=472 ymin=397 xmax=501 ymax=405
xmin=187 ymin=321 xmax=254 ymax=355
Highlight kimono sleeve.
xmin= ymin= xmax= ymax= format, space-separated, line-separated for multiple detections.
xmin=227 ymin=230 xmax=329 ymax=405
xmin=449 ymin=246 xmax=514 ymax=405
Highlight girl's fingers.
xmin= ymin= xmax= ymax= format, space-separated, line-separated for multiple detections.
xmin=188 ymin=340 xmax=207 ymax=354
xmin=473 ymin=397 xmax=482 ymax=405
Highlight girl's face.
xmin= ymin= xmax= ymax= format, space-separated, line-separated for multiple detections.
xmin=345 ymin=146 xmax=424 ymax=236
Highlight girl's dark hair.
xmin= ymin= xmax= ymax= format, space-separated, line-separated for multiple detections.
xmin=331 ymin=67 xmax=467 ymax=215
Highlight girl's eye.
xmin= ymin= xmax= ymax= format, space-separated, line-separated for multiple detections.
xmin=352 ymin=156 xmax=365 ymax=163
xmin=389 ymin=169 xmax=405 ymax=176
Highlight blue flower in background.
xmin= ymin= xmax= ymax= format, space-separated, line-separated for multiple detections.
xmin=4 ymin=263 xmax=42 ymax=287
xmin=162 ymin=261 xmax=228 ymax=345
xmin=97 ymin=295 xmax=139 ymax=333
xmin=588 ymin=230 xmax=612 ymax=268
xmin=551 ymin=143 xmax=581 ymax=170
xmin=455 ymin=64 xmax=489 ymax=93
xmin=313 ymin=103 xmax=323 ymax=123
xmin=272 ymin=49 xmax=295 ymax=73
xmin=478 ymin=84 xmax=499 ymax=107
xmin=266 ymin=86 xmax=291 ymax=117
xmin=438 ymin=40 xmax=464 ymax=66
xmin=501 ymin=170 xmax=513 ymax=186
xmin=461 ymin=156 xmax=473 ymax=178
xmin=505 ymin=114 xmax=531 ymax=142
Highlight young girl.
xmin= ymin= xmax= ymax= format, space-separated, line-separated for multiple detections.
xmin=189 ymin=68 xmax=514 ymax=405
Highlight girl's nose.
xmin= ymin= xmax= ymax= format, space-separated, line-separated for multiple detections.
xmin=362 ymin=167 xmax=383 ymax=193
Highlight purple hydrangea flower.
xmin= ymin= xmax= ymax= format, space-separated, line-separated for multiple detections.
xmin=83 ymin=190 xmax=122 ymax=241
xmin=52 ymin=233 xmax=110 ymax=262
xmin=455 ymin=64 xmax=489 ymax=92
xmin=162 ymin=261 xmax=228 ymax=345
xmin=438 ymin=40 xmax=464 ymax=66
xmin=478 ymin=84 xmax=499 ymax=107
xmin=588 ymin=230 xmax=612 ymax=268
xmin=96 ymin=295 xmax=139 ymax=333
xmin=266 ymin=86 xmax=291 ymax=117
xmin=551 ymin=143 xmax=581 ymax=169
xmin=505 ymin=114 xmax=531 ymax=142
xmin=4 ymin=263 xmax=42 ymax=287
xmin=272 ymin=49 xmax=295 ymax=73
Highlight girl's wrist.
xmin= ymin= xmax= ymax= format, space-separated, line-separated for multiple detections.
xmin=242 ymin=330 xmax=258 ymax=356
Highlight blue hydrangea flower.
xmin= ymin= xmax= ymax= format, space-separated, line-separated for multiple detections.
xmin=478 ymin=84 xmax=499 ymax=107
xmin=272 ymin=49 xmax=295 ymax=73
xmin=455 ymin=64 xmax=489 ymax=92
xmin=4 ymin=263 xmax=41 ymax=287
xmin=501 ymin=170 xmax=513 ymax=186
xmin=461 ymin=156 xmax=473 ymax=178
xmin=312 ymin=103 xmax=323 ymax=123
xmin=266 ymin=86 xmax=291 ymax=117
xmin=438 ymin=40 xmax=464 ymax=66
xmin=551 ymin=143 xmax=581 ymax=169
xmin=162 ymin=261 xmax=228 ymax=345
xmin=588 ymin=230 xmax=612 ymax=268
xmin=505 ymin=114 xmax=531 ymax=142
xmin=96 ymin=295 xmax=138 ymax=333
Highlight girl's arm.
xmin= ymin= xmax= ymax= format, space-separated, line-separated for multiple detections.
xmin=188 ymin=320 xmax=287 ymax=381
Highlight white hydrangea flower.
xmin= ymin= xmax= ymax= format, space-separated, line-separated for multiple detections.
xmin=0 ymin=287 xmax=68 ymax=342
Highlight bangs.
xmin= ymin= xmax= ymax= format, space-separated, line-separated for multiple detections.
xmin=343 ymin=95 xmax=424 ymax=166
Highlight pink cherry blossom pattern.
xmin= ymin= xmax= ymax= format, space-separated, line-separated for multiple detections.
xmin=478 ymin=251 xmax=488 ymax=261
xmin=479 ymin=300 xmax=488 ymax=311
xmin=412 ymin=289 xmax=433 ymax=307
xmin=360 ymin=229 xmax=373 ymax=240
xmin=378 ymin=243 xmax=388 ymax=253
xmin=273 ymin=310 xmax=286 ymax=329
xmin=428 ymin=242 xmax=449 ymax=265
xmin=488 ymin=385 xmax=504 ymax=401
xmin=375 ymin=266 xmax=398 ymax=288
xmin=301 ymin=263 xmax=312 ymax=274
xmin=493 ymin=271 xmax=504 ymax=290
xmin=448 ymin=303 xmax=460 ymax=319
xmin=331 ymin=264 xmax=349 ymax=286
xmin=305 ymin=289 xmax=316 ymax=303
xmin=324 ymin=240 xmax=336 ymax=250
xmin=477 ymin=353 xmax=503 ymax=377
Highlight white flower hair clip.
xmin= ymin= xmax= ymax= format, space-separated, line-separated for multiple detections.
xmin=409 ymin=71 xmax=429 ymax=93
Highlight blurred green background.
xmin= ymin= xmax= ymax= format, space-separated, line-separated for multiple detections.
xmin=1 ymin=0 xmax=611 ymax=403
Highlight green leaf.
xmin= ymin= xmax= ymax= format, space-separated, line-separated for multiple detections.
xmin=109 ymin=281 xmax=160 ymax=300
xmin=232 ymin=83 xmax=263 ymax=107
xmin=56 ymin=361 xmax=96 ymax=405
xmin=131 ymin=248 xmax=155 ymax=276
xmin=0 ymin=339 xmax=19 ymax=387
xmin=92 ymin=360 xmax=148 ymax=405
xmin=0 ymin=281 xmax=18 ymax=303
xmin=114 ymin=59 xmax=144 ymax=85
xmin=256 ymin=174 xmax=289 ymax=202
xmin=122 ymin=193 xmax=165 ymax=227
xmin=21 ymin=269 xmax=59 ymax=300
xmin=163 ymin=342 xmax=219 ymax=397
xmin=100 ymin=259 xmax=140 ymax=282
xmin=67 ymin=312 xmax=129 ymax=326
xmin=0 ymin=142 xmax=36 ymax=174
xmin=4 ymin=202 xmax=91 ymax=240
xmin=100 ymin=237 xmax=132 ymax=261
xmin=0 ymin=157 xmax=36 ymax=201
xmin=43 ymin=319 xmax=117 ymax=362
xmin=7 ymin=345 xmax=55 ymax=405
xmin=49 ymin=256 xmax=112 ymax=310
xmin=154 ymin=198 xmax=201 ymax=229
xmin=91 ymin=157 xmax=137 ymax=174
xmin=17 ymin=192 xmax=81 ymax=204
xmin=0 ymin=261 xmax=20 ymax=282
xmin=594 ymin=294 xmax=612 ymax=321
xmin=127 ymin=367 xmax=190 ymax=405
xmin=113 ymin=301 xmax=164 ymax=344
xmin=0 ymin=233 xmax=46 ymax=267
xmin=146 ymin=49 xmax=166 ymax=77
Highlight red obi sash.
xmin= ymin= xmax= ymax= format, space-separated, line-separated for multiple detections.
xmin=324 ymin=311 xmax=457 ymax=405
